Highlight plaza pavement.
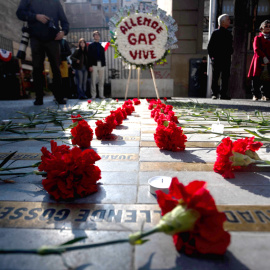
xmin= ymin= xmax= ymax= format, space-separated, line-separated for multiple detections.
xmin=0 ymin=96 xmax=269 ymax=270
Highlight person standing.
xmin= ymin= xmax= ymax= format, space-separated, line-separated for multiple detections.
xmin=60 ymin=37 xmax=71 ymax=98
xmin=248 ymin=20 xmax=270 ymax=101
xmin=87 ymin=31 xmax=106 ymax=99
xmin=16 ymin=0 xmax=69 ymax=105
xmin=70 ymin=38 xmax=88 ymax=99
xmin=207 ymin=14 xmax=233 ymax=100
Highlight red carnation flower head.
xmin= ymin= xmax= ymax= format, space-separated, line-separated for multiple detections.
xmin=154 ymin=121 xmax=187 ymax=151
xmin=155 ymin=177 xmax=230 ymax=255
xmin=124 ymin=99 xmax=133 ymax=106
xmin=164 ymin=97 xmax=167 ymax=101
xmin=233 ymin=136 xmax=263 ymax=155
xmin=87 ymin=100 xmax=92 ymax=104
xmin=164 ymin=105 xmax=173 ymax=114
xmin=122 ymin=104 xmax=134 ymax=115
xmin=166 ymin=110 xmax=179 ymax=124
xmin=95 ymin=119 xmax=114 ymax=139
xmin=71 ymin=114 xmax=83 ymax=123
xmin=151 ymin=107 xmax=160 ymax=118
xmin=213 ymin=137 xmax=234 ymax=178
xmin=116 ymin=99 xmax=118 ymax=102
xmin=39 ymin=140 xmax=101 ymax=201
xmin=111 ymin=108 xmax=124 ymax=126
xmin=156 ymin=113 xmax=167 ymax=126
xmin=133 ymin=98 xmax=141 ymax=105
xmin=105 ymin=113 xmax=118 ymax=129
xmin=214 ymin=137 xmax=263 ymax=179
xmin=121 ymin=108 xmax=127 ymax=119
xmin=71 ymin=119 xmax=93 ymax=148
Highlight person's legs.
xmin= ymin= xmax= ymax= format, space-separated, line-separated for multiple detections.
xmin=220 ymin=61 xmax=231 ymax=98
xmin=76 ymin=69 xmax=86 ymax=98
xmin=251 ymin=76 xmax=262 ymax=99
xmin=82 ymin=66 xmax=88 ymax=95
xmin=30 ymin=37 xmax=45 ymax=103
xmin=91 ymin=65 xmax=98 ymax=99
xmin=260 ymin=65 xmax=270 ymax=100
xmin=45 ymin=40 xmax=64 ymax=102
xmin=97 ymin=62 xmax=105 ymax=98
xmin=211 ymin=61 xmax=221 ymax=98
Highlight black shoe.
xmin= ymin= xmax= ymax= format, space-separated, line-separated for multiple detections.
xmin=220 ymin=95 xmax=231 ymax=100
xmin=55 ymin=99 xmax=67 ymax=105
xmin=34 ymin=100 xmax=43 ymax=105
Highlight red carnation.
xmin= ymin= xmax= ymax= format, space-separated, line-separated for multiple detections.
xmin=122 ymin=104 xmax=134 ymax=115
xmin=214 ymin=137 xmax=264 ymax=179
xmin=39 ymin=140 xmax=101 ymax=200
xmin=87 ymin=100 xmax=92 ymax=104
xmin=164 ymin=105 xmax=173 ymax=114
xmin=166 ymin=110 xmax=179 ymax=124
xmin=95 ymin=120 xmax=114 ymax=139
xmin=164 ymin=97 xmax=167 ymax=101
xmin=111 ymin=108 xmax=124 ymax=125
xmin=233 ymin=136 xmax=263 ymax=154
xmin=133 ymin=98 xmax=141 ymax=105
xmin=156 ymin=178 xmax=230 ymax=255
xmin=154 ymin=121 xmax=187 ymax=151
xmin=121 ymin=108 xmax=127 ymax=119
xmin=71 ymin=119 xmax=93 ymax=148
xmin=116 ymin=99 xmax=118 ymax=102
xmin=105 ymin=113 xmax=118 ymax=129
xmin=213 ymin=137 xmax=234 ymax=178
xmin=71 ymin=114 xmax=83 ymax=123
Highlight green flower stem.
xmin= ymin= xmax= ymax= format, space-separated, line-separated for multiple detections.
xmin=0 ymin=239 xmax=130 ymax=255
xmin=0 ymin=227 xmax=161 ymax=255
xmin=0 ymin=162 xmax=41 ymax=171
xmin=0 ymin=171 xmax=46 ymax=177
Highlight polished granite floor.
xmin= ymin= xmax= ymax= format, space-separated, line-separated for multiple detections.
xmin=0 ymin=97 xmax=269 ymax=270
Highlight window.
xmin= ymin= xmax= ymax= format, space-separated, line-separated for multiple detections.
xmin=257 ymin=0 xmax=270 ymax=15
xmin=102 ymin=0 xmax=109 ymax=3
xmin=92 ymin=5 xmax=98 ymax=10
xmin=111 ymin=6 xmax=117 ymax=12
xmin=111 ymin=0 xmax=117 ymax=3
xmin=104 ymin=6 xmax=109 ymax=12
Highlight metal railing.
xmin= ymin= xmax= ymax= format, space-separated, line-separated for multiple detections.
xmin=66 ymin=27 xmax=138 ymax=83
xmin=0 ymin=35 xmax=13 ymax=54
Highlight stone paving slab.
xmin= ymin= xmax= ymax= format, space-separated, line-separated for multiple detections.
xmin=0 ymin=184 xmax=138 ymax=204
xmin=1 ymin=97 xmax=270 ymax=270
xmin=0 ymin=228 xmax=133 ymax=270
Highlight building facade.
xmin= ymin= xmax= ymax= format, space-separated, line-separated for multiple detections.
xmin=65 ymin=0 xmax=106 ymax=28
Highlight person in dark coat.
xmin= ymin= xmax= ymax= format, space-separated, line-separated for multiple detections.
xmin=60 ymin=38 xmax=71 ymax=98
xmin=248 ymin=20 xmax=270 ymax=101
xmin=70 ymin=38 xmax=88 ymax=99
xmin=16 ymin=0 xmax=69 ymax=105
xmin=207 ymin=14 xmax=233 ymax=100
xmin=87 ymin=31 xmax=106 ymax=99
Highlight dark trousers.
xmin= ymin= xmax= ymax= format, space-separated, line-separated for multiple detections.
xmin=211 ymin=60 xmax=231 ymax=97
xmin=30 ymin=37 xmax=63 ymax=101
xmin=251 ymin=65 xmax=270 ymax=98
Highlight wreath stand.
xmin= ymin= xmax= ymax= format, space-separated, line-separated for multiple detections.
xmin=124 ymin=66 xmax=160 ymax=100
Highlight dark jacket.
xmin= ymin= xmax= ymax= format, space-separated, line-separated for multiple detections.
xmin=60 ymin=39 xmax=71 ymax=61
xmin=70 ymin=48 xmax=88 ymax=70
xmin=207 ymin=27 xmax=233 ymax=62
xmin=87 ymin=42 xmax=106 ymax=67
xmin=16 ymin=0 xmax=69 ymax=41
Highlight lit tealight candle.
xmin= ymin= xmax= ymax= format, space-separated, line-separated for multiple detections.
xmin=1 ymin=120 xmax=11 ymax=125
xmin=148 ymin=176 xmax=172 ymax=195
